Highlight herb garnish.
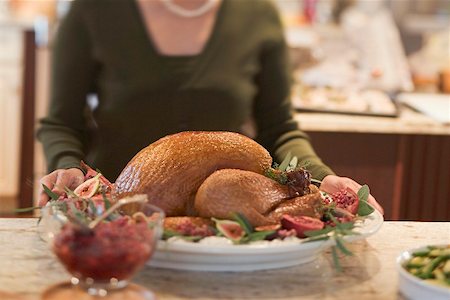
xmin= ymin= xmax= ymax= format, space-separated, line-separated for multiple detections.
xmin=357 ymin=185 xmax=374 ymax=216
xmin=42 ymin=184 xmax=59 ymax=201
xmin=301 ymin=185 xmax=376 ymax=271
xmin=230 ymin=213 xmax=275 ymax=244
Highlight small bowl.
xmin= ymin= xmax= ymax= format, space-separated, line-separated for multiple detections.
xmin=397 ymin=245 xmax=450 ymax=300
xmin=41 ymin=198 xmax=164 ymax=296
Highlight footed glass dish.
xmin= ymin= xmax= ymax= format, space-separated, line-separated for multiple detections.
xmin=40 ymin=195 xmax=164 ymax=296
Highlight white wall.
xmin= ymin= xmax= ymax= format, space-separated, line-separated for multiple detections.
xmin=0 ymin=25 xmax=23 ymax=198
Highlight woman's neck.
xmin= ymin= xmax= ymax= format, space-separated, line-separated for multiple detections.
xmin=136 ymin=0 xmax=223 ymax=56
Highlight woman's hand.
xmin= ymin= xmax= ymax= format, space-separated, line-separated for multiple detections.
xmin=38 ymin=168 xmax=84 ymax=206
xmin=320 ymin=175 xmax=384 ymax=214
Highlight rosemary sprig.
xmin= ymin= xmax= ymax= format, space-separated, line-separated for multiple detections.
xmin=14 ymin=184 xmax=59 ymax=214
xmin=331 ymin=246 xmax=342 ymax=272
xmin=265 ymin=168 xmax=288 ymax=184
xmin=303 ymin=183 xmax=374 ymax=272
xmin=64 ymin=186 xmax=77 ymax=198
xmin=14 ymin=206 xmax=42 ymax=213
xmin=88 ymin=199 xmax=97 ymax=214
xmin=304 ymin=221 xmax=356 ymax=272
xmin=102 ymin=188 xmax=111 ymax=210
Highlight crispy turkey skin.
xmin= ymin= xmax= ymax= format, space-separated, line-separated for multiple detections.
xmin=114 ymin=131 xmax=272 ymax=216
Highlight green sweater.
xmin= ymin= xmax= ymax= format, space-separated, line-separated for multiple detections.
xmin=37 ymin=0 xmax=334 ymax=181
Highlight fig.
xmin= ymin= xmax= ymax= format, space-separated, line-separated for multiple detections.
xmin=214 ymin=219 xmax=245 ymax=243
xmin=280 ymin=215 xmax=324 ymax=238
xmin=331 ymin=188 xmax=359 ymax=215
xmin=74 ymin=175 xmax=100 ymax=198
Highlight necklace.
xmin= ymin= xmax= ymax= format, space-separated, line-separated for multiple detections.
xmin=160 ymin=0 xmax=219 ymax=18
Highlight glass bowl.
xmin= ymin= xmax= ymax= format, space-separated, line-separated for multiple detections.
xmin=40 ymin=196 xmax=164 ymax=296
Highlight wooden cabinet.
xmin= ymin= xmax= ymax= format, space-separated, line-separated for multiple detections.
xmin=307 ymin=131 xmax=450 ymax=221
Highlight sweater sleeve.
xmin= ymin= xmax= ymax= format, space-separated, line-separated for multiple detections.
xmin=37 ymin=0 xmax=97 ymax=172
xmin=252 ymin=2 xmax=334 ymax=181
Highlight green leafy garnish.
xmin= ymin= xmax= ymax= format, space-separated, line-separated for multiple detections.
xmin=286 ymin=156 xmax=298 ymax=172
xmin=14 ymin=206 xmax=42 ymax=213
xmin=331 ymin=246 xmax=342 ymax=272
xmin=335 ymin=235 xmax=353 ymax=256
xmin=102 ymin=189 xmax=111 ymax=210
xmin=265 ymin=168 xmax=288 ymax=184
xmin=303 ymin=211 xmax=360 ymax=271
xmin=88 ymin=199 xmax=97 ymax=214
xmin=304 ymin=226 xmax=334 ymax=237
xmin=67 ymin=202 xmax=89 ymax=225
xmin=357 ymin=185 xmax=369 ymax=202
xmin=357 ymin=185 xmax=374 ymax=216
xmin=241 ymin=230 xmax=275 ymax=243
xmin=232 ymin=212 xmax=253 ymax=235
xmin=42 ymin=184 xmax=59 ymax=201
xmin=64 ymin=186 xmax=77 ymax=198
xmin=278 ymin=151 xmax=292 ymax=172
xmin=163 ymin=229 xmax=203 ymax=242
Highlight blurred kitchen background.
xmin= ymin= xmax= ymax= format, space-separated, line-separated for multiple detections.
xmin=0 ymin=0 xmax=449 ymax=220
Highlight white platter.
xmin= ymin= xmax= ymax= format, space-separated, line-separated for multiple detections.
xmin=397 ymin=245 xmax=450 ymax=300
xmin=148 ymin=209 xmax=383 ymax=272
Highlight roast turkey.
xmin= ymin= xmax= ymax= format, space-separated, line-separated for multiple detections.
xmin=195 ymin=169 xmax=322 ymax=226
xmin=114 ymin=131 xmax=321 ymax=226
xmin=114 ymin=131 xmax=272 ymax=216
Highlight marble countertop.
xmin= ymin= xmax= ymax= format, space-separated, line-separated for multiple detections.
xmin=295 ymin=105 xmax=450 ymax=135
xmin=0 ymin=219 xmax=449 ymax=300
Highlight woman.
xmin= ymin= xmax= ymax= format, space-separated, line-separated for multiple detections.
xmin=38 ymin=0 xmax=383 ymax=213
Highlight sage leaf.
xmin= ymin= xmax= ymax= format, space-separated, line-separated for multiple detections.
xmin=278 ymin=152 xmax=292 ymax=171
xmin=357 ymin=185 xmax=369 ymax=202
xmin=358 ymin=201 xmax=375 ymax=216
xmin=163 ymin=229 xmax=183 ymax=239
xmin=357 ymin=185 xmax=374 ymax=216
xmin=247 ymin=230 xmax=275 ymax=242
xmin=304 ymin=226 xmax=334 ymax=237
xmin=286 ymin=156 xmax=298 ymax=172
xmin=42 ymin=184 xmax=59 ymax=201
xmin=336 ymin=221 xmax=355 ymax=231
xmin=232 ymin=212 xmax=253 ymax=234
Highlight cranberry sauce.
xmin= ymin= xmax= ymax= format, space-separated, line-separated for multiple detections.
xmin=53 ymin=216 xmax=154 ymax=281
